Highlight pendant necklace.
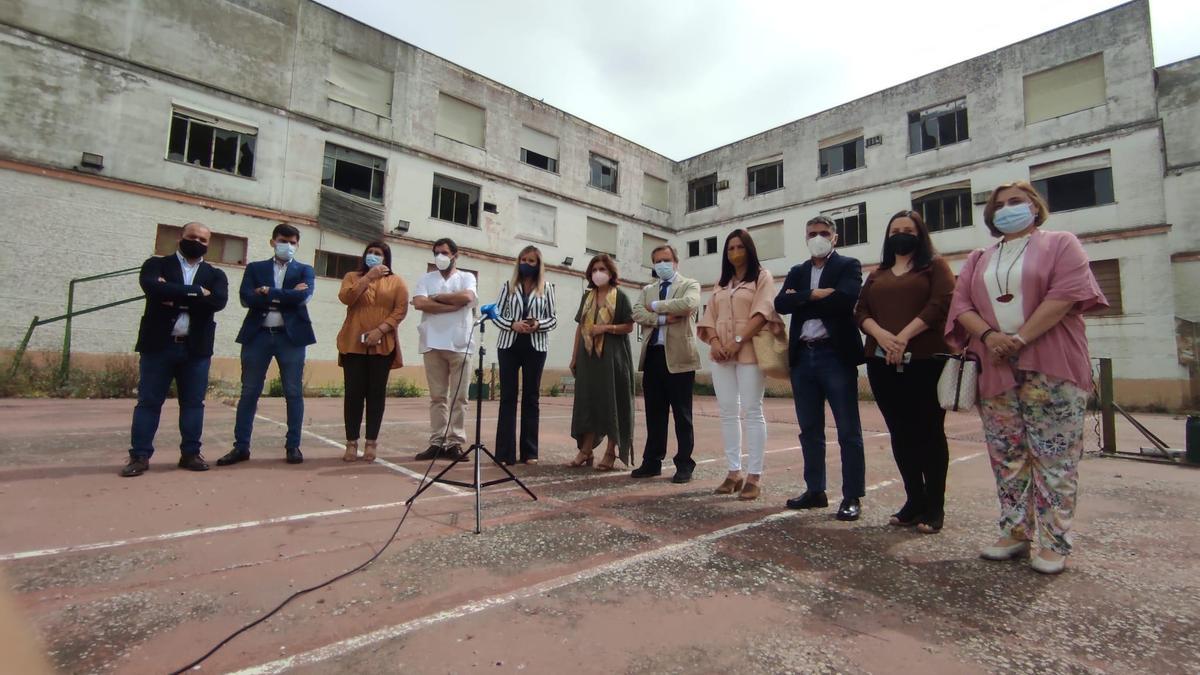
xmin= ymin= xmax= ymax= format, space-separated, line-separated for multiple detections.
xmin=994 ymin=237 xmax=1031 ymax=303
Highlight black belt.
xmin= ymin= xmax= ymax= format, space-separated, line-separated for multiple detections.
xmin=263 ymin=326 xmax=285 ymax=334
xmin=801 ymin=338 xmax=830 ymax=348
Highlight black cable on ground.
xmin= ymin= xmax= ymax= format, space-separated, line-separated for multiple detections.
xmin=168 ymin=323 xmax=479 ymax=674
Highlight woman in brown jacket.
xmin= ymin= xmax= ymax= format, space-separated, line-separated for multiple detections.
xmin=336 ymin=241 xmax=408 ymax=462
xmin=855 ymin=211 xmax=955 ymax=533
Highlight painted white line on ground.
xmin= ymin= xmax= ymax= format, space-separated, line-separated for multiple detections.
xmin=231 ymin=449 xmax=989 ymax=674
xmin=307 ymin=415 xmax=572 ymax=429
xmin=253 ymin=413 xmax=465 ymax=495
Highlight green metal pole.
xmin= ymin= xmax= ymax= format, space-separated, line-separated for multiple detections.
xmin=1100 ymin=358 xmax=1116 ymax=454
xmin=58 ymin=278 xmax=77 ymax=384
xmin=9 ymin=316 xmax=38 ymax=378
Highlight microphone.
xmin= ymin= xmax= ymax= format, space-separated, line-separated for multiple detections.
xmin=476 ymin=303 xmax=499 ymax=326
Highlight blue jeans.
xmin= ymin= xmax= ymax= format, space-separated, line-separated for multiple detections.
xmin=233 ymin=328 xmax=306 ymax=452
xmin=129 ymin=343 xmax=211 ymax=459
xmin=789 ymin=343 xmax=865 ymax=498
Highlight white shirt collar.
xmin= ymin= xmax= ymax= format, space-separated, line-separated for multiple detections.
xmin=176 ymin=251 xmax=202 ymax=268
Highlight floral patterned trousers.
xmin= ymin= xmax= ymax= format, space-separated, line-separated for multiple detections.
xmin=978 ymin=370 xmax=1088 ymax=556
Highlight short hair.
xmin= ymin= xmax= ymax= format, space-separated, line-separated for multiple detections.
xmin=585 ymin=253 xmax=620 ymax=288
xmin=272 ymin=223 xmax=301 ymax=241
xmin=356 ymin=240 xmax=392 ymax=276
xmin=180 ymin=221 xmax=210 ymax=238
xmin=982 ymin=181 xmax=1049 ymax=238
xmin=650 ymin=244 xmax=678 ymax=263
xmin=432 ymin=238 xmax=458 ymax=255
xmin=879 ymin=210 xmax=937 ymax=271
xmin=806 ymin=215 xmax=836 ymax=230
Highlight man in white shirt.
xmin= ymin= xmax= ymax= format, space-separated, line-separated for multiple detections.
xmin=411 ymin=238 xmax=477 ymax=461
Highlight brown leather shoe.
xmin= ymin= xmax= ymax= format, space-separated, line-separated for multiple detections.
xmin=177 ymin=454 xmax=210 ymax=472
xmin=737 ymin=481 xmax=761 ymax=501
xmin=714 ymin=477 xmax=744 ymax=494
xmin=120 ymin=457 xmax=149 ymax=477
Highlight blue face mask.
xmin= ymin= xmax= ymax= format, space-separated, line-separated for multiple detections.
xmin=992 ymin=203 xmax=1036 ymax=234
xmin=518 ymin=262 xmax=538 ymax=278
xmin=653 ymin=261 xmax=675 ymax=281
xmin=274 ymin=241 xmax=296 ymax=261
xmin=364 ymin=253 xmax=383 ymax=268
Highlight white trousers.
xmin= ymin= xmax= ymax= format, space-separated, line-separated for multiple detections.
xmin=710 ymin=361 xmax=767 ymax=474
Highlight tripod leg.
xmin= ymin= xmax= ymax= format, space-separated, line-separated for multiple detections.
xmin=478 ymin=445 xmax=539 ymax=502
xmin=405 ymin=458 xmax=463 ymax=505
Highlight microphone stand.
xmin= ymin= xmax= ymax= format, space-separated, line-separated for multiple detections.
xmin=405 ymin=319 xmax=537 ymax=534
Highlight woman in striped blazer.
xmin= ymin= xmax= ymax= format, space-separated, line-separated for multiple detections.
xmin=492 ymin=245 xmax=558 ymax=464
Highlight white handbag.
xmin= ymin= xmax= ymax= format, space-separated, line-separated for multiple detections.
xmin=937 ymin=352 xmax=980 ymax=411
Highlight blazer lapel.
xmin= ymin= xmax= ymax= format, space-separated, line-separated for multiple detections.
xmin=164 ymin=254 xmax=185 ymax=283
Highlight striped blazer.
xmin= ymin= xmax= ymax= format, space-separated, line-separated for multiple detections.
xmin=492 ymin=280 xmax=558 ymax=351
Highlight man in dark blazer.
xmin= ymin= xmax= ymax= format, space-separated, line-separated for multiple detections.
xmin=121 ymin=222 xmax=229 ymax=477
xmin=218 ymin=224 xmax=316 ymax=466
xmin=774 ymin=215 xmax=867 ymax=520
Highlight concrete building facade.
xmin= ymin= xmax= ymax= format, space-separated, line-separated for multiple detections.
xmin=0 ymin=0 xmax=1196 ymax=406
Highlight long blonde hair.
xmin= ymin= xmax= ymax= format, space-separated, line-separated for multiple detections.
xmin=510 ymin=245 xmax=546 ymax=296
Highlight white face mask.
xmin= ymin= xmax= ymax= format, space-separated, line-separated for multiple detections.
xmin=653 ymin=261 xmax=676 ymax=281
xmin=992 ymin=203 xmax=1037 ymax=234
xmin=807 ymin=234 xmax=833 ymax=259
xmin=433 ymin=253 xmax=453 ymax=271
xmin=591 ymin=270 xmax=611 ymax=287
xmin=274 ymin=241 xmax=296 ymax=262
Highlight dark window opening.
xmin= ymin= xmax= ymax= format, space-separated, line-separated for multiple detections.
xmin=1032 ymin=168 xmax=1114 ymax=212
xmin=913 ymin=189 xmax=973 ymax=232
xmin=705 ymin=236 xmax=718 ymax=255
xmin=322 ymin=144 xmax=385 ymax=203
xmin=520 ymin=148 xmax=558 ymax=173
xmin=748 ymin=161 xmax=783 ymax=195
xmin=315 ymin=250 xmax=361 ymax=279
xmin=167 ymin=112 xmax=256 ymax=178
xmin=589 ymin=153 xmax=619 ymax=193
xmin=430 ymin=175 xmax=480 ymax=228
xmin=818 ymin=138 xmax=864 ymax=177
xmin=688 ymin=240 xmax=700 ymax=258
xmin=908 ymin=101 xmax=969 ymax=153
xmin=688 ymin=174 xmax=718 ymax=212
xmin=827 ymin=203 xmax=868 ymax=248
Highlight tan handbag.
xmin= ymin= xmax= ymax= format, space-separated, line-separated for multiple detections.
xmin=752 ymin=326 xmax=790 ymax=380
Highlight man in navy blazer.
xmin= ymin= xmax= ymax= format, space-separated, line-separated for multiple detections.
xmin=218 ymin=224 xmax=316 ymax=466
xmin=121 ymin=222 xmax=229 ymax=477
xmin=774 ymin=215 xmax=867 ymax=521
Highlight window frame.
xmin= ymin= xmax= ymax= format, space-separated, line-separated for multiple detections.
xmin=821 ymin=203 xmax=869 ymax=249
xmin=314 ymin=249 xmax=361 ymax=279
xmin=817 ymin=137 xmax=865 ymax=178
xmin=519 ymin=147 xmax=559 ymax=174
xmin=687 ymin=174 xmax=718 ymax=212
xmin=430 ymin=174 xmax=481 ymax=228
xmin=165 ymin=110 xmax=257 ymax=179
xmin=687 ymin=240 xmax=701 ymax=258
xmin=322 ymin=143 xmax=386 ymax=203
xmin=588 ymin=152 xmax=620 ymax=194
xmin=1032 ymin=168 xmax=1115 ymax=213
xmin=154 ymin=224 xmax=248 ymax=267
xmin=912 ymin=188 xmax=974 ymax=232
xmin=747 ymin=160 xmax=784 ymax=196
xmin=907 ymin=98 xmax=969 ymax=155
xmin=704 ymin=236 xmax=719 ymax=255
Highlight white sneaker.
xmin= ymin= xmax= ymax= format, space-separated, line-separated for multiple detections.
xmin=1030 ymin=553 xmax=1067 ymax=575
xmin=980 ymin=540 xmax=1030 ymax=561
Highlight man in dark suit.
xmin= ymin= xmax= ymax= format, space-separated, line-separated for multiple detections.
xmin=121 ymin=222 xmax=229 ymax=477
xmin=218 ymin=224 xmax=316 ymax=466
xmin=774 ymin=215 xmax=867 ymax=520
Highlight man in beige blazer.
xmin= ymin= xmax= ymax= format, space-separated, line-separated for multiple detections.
xmin=631 ymin=245 xmax=701 ymax=483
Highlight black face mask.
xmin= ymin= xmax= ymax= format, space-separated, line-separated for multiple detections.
xmin=179 ymin=238 xmax=208 ymax=259
xmin=888 ymin=233 xmax=919 ymax=256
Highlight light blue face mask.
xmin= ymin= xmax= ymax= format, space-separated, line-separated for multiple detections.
xmin=653 ymin=261 xmax=676 ymax=281
xmin=992 ymin=203 xmax=1036 ymax=234
xmin=364 ymin=253 xmax=383 ymax=268
xmin=274 ymin=241 xmax=296 ymax=261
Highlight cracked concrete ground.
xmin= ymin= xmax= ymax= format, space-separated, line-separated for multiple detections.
xmin=0 ymin=396 xmax=1196 ymax=674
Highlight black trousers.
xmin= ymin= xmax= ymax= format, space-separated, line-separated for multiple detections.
xmin=495 ymin=334 xmax=547 ymax=463
xmin=867 ymin=358 xmax=949 ymax=520
xmin=342 ymin=353 xmax=391 ymax=441
xmin=641 ymin=345 xmax=696 ymax=472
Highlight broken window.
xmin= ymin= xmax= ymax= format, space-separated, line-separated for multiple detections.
xmin=154 ymin=224 xmax=247 ymax=265
xmin=818 ymin=137 xmax=864 ymax=177
xmin=688 ymin=174 xmax=718 ymax=212
xmin=430 ymin=174 xmax=480 ymax=227
xmin=322 ymin=144 xmax=386 ymax=203
xmin=167 ymin=110 xmax=256 ymax=178
xmin=748 ymin=161 xmax=784 ymax=195
xmin=519 ymin=126 xmax=559 ymax=173
xmin=1032 ymin=168 xmax=1114 ymax=212
xmin=589 ymin=153 xmax=619 ymax=193
xmin=705 ymin=236 xmax=718 ymax=255
xmin=687 ymin=240 xmax=701 ymax=258
xmin=908 ymin=99 xmax=969 ymax=154
xmin=822 ymin=203 xmax=868 ymax=248
xmin=315 ymin=250 xmax=361 ymax=279
xmin=912 ymin=188 xmax=972 ymax=232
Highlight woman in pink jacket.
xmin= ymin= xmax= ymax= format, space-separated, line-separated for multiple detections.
xmin=946 ymin=181 xmax=1106 ymax=575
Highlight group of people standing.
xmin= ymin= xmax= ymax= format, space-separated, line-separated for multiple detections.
xmin=122 ymin=179 xmax=1104 ymax=575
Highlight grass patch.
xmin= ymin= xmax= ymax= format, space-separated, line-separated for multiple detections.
xmin=0 ymin=357 xmax=139 ymax=398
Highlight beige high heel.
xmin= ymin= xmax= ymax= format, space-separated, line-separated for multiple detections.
xmin=595 ymin=450 xmax=618 ymax=471
xmin=343 ymin=440 xmax=359 ymax=462
xmin=568 ymin=450 xmax=594 ymax=467
xmin=362 ymin=440 xmax=377 ymax=463
xmin=714 ymin=476 xmax=744 ymax=495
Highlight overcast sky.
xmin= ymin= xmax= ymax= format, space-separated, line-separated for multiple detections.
xmin=317 ymin=0 xmax=1199 ymax=160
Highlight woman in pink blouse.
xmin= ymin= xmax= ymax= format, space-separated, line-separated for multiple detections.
xmin=696 ymin=229 xmax=785 ymax=501
xmin=946 ymin=181 xmax=1106 ymax=575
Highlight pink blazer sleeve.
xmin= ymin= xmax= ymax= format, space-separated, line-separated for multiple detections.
xmin=945 ymin=249 xmax=984 ymax=351
xmin=1044 ymin=231 xmax=1108 ymax=312
xmin=750 ymin=270 xmax=784 ymax=327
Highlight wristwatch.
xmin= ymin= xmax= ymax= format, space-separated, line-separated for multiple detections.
xmin=734 ymin=335 xmax=744 ymax=344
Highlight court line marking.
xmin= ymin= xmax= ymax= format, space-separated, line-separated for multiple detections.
xmin=230 ymin=450 xmax=987 ymax=674
xmin=306 ymin=414 xmax=572 ymax=429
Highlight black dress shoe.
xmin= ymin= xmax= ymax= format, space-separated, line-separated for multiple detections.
xmin=177 ymin=454 xmax=210 ymax=471
xmin=630 ymin=465 xmax=662 ymax=478
xmin=836 ymin=498 xmax=861 ymax=521
xmin=120 ymin=457 xmax=149 ymax=477
xmin=670 ymin=470 xmax=692 ymax=484
xmin=785 ymin=491 xmax=828 ymax=510
xmin=285 ymin=447 xmax=303 ymax=464
xmin=415 ymin=445 xmax=441 ymax=461
xmin=441 ymin=445 xmax=467 ymax=461
xmin=216 ymin=449 xmax=250 ymax=466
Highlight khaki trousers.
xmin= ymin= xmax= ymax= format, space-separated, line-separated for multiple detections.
xmin=424 ymin=349 xmax=471 ymax=448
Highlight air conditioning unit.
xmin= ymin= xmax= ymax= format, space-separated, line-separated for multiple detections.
xmin=972 ymin=191 xmax=990 ymax=205
xmin=716 ymin=179 xmax=730 ymax=191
